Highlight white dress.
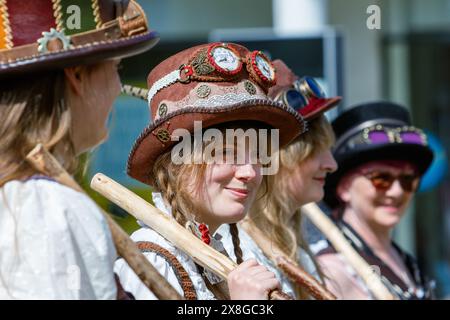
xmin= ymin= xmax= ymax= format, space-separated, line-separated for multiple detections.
xmin=115 ymin=192 xmax=297 ymax=300
xmin=0 ymin=177 xmax=117 ymax=299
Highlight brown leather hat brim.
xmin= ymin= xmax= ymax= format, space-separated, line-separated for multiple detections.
xmin=127 ymin=99 xmax=306 ymax=185
xmin=0 ymin=30 xmax=159 ymax=78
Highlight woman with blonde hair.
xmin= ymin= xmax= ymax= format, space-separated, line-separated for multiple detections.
xmin=0 ymin=0 xmax=158 ymax=299
xmin=114 ymin=43 xmax=306 ymax=299
xmin=235 ymin=60 xmax=341 ymax=299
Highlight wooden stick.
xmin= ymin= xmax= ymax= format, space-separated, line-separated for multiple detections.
xmin=240 ymin=220 xmax=336 ymax=300
xmin=25 ymin=144 xmax=182 ymax=300
xmin=90 ymin=173 xmax=294 ymax=300
xmin=302 ymin=202 xmax=396 ymax=300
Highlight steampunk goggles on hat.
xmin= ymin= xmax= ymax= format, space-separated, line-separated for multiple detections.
xmin=338 ymin=124 xmax=429 ymax=152
xmin=274 ymin=76 xmax=326 ymax=112
xmin=147 ymin=42 xmax=276 ymax=105
xmin=362 ymin=125 xmax=428 ymax=146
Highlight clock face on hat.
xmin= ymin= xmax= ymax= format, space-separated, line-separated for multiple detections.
xmin=211 ymin=46 xmax=240 ymax=72
xmin=255 ymin=54 xmax=275 ymax=81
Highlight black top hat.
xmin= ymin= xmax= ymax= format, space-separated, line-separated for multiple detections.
xmin=323 ymin=101 xmax=434 ymax=209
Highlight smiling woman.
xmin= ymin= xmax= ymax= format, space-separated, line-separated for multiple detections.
xmin=317 ymin=101 xmax=435 ymax=300
xmin=243 ymin=59 xmax=341 ymax=299
xmin=115 ymin=42 xmax=306 ymax=300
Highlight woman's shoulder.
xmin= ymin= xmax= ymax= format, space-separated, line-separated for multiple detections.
xmin=2 ymin=176 xmax=98 ymax=211
xmin=1 ymin=176 xmax=113 ymax=254
xmin=0 ymin=177 xmax=116 ymax=299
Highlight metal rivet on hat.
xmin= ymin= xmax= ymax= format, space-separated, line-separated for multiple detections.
xmin=196 ymin=84 xmax=211 ymax=98
xmin=158 ymin=103 xmax=168 ymax=117
xmin=155 ymin=128 xmax=171 ymax=143
xmin=244 ymin=80 xmax=257 ymax=95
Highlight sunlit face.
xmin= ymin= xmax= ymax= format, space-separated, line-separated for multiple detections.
xmin=287 ymin=148 xmax=337 ymax=208
xmin=70 ymin=59 xmax=122 ymax=154
xmin=190 ymin=143 xmax=263 ymax=232
xmin=337 ymin=160 xmax=419 ymax=230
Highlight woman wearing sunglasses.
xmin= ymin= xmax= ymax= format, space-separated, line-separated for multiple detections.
xmin=317 ymin=101 xmax=435 ymax=299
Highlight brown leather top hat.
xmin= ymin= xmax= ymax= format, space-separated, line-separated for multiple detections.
xmin=268 ymin=59 xmax=341 ymax=121
xmin=127 ymin=43 xmax=307 ymax=185
xmin=0 ymin=0 xmax=159 ymax=77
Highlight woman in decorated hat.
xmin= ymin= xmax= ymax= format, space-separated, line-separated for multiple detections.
xmin=316 ymin=101 xmax=435 ymax=299
xmin=222 ymin=60 xmax=340 ymax=299
xmin=114 ymin=43 xmax=307 ymax=300
xmin=0 ymin=0 xmax=158 ymax=299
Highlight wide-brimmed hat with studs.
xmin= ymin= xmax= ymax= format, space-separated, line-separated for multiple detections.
xmin=0 ymin=0 xmax=159 ymax=77
xmin=323 ymin=101 xmax=434 ymax=208
xmin=268 ymin=59 xmax=341 ymax=121
xmin=127 ymin=43 xmax=307 ymax=185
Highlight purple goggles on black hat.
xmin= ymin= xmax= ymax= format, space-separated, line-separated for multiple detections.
xmin=362 ymin=124 xmax=428 ymax=146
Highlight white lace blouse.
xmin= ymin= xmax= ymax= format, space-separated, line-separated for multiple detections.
xmin=0 ymin=177 xmax=117 ymax=299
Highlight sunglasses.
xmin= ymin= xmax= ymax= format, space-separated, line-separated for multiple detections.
xmin=362 ymin=171 xmax=420 ymax=192
xmin=363 ymin=125 xmax=428 ymax=146
xmin=275 ymin=76 xmax=326 ymax=111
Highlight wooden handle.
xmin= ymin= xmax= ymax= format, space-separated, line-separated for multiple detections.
xmin=302 ymin=203 xmax=395 ymax=300
xmin=90 ymin=173 xmax=294 ymax=300
xmin=240 ymin=220 xmax=336 ymax=300
xmin=25 ymin=144 xmax=182 ymax=300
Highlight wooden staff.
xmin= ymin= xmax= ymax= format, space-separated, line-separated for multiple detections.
xmin=90 ymin=173 xmax=293 ymax=300
xmin=25 ymin=144 xmax=182 ymax=300
xmin=302 ymin=202 xmax=396 ymax=300
xmin=240 ymin=220 xmax=336 ymax=300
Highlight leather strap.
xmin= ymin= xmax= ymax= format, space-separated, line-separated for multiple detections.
xmin=136 ymin=241 xmax=197 ymax=300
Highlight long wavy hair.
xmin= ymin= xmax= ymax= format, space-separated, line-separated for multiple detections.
xmin=0 ymin=70 xmax=78 ymax=186
xmin=249 ymin=115 xmax=335 ymax=298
